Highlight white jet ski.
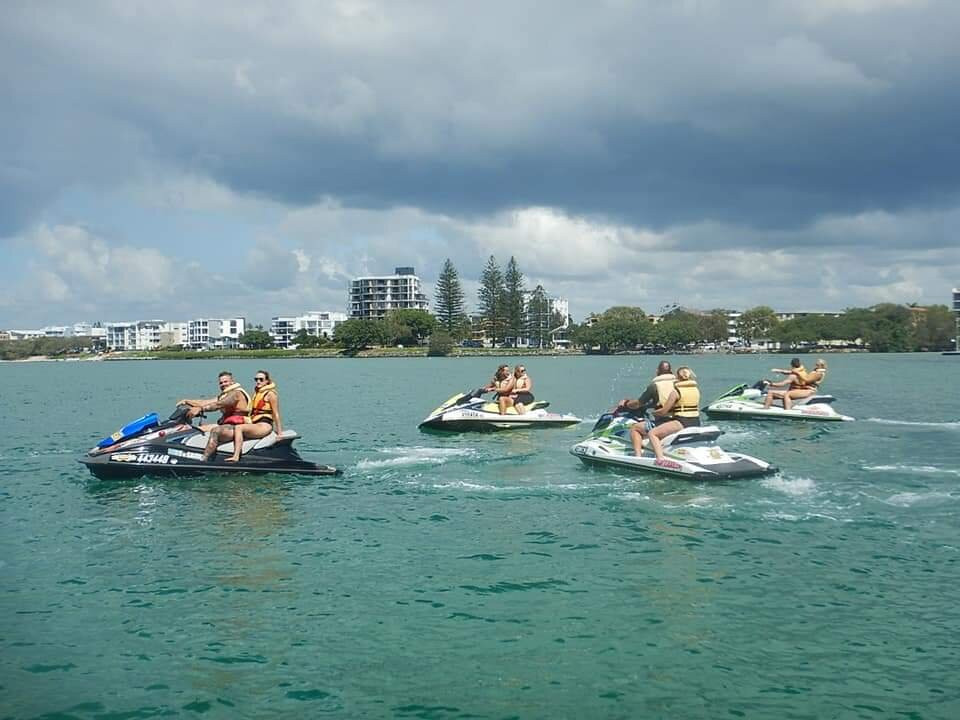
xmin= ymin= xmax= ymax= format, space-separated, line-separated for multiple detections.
xmin=703 ymin=382 xmax=854 ymax=422
xmin=419 ymin=389 xmax=582 ymax=432
xmin=570 ymin=413 xmax=777 ymax=480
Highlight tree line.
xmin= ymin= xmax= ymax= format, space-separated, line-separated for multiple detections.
xmin=571 ymin=303 xmax=956 ymax=353
xmin=0 ymin=336 xmax=97 ymax=361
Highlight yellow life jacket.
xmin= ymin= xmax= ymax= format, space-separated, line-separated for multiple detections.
xmin=514 ymin=375 xmax=531 ymax=392
xmin=247 ymin=382 xmax=277 ymax=423
xmin=672 ymin=380 xmax=701 ymax=418
xmin=789 ymin=366 xmax=809 ymax=390
xmin=652 ymin=373 xmax=676 ymax=407
xmin=218 ymin=383 xmax=251 ymax=417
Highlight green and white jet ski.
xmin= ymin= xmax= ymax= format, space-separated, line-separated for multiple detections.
xmin=419 ymin=389 xmax=582 ymax=432
xmin=570 ymin=412 xmax=777 ymax=480
xmin=703 ymin=383 xmax=854 ymax=422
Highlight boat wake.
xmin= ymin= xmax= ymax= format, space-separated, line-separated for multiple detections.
xmin=863 ymin=464 xmax=960 ymax=476
xmin=884 ymin=491 xmax=957 ymax=507
xmin=866 ymin=418 xmax=960 ymax=430
xmin=760 ymin=475 xmax=817 ymax=496
xmin=357 ymin=446 xmax=476 ymax=470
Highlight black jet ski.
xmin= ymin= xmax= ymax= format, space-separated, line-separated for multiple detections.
xmin=80 ymin=405 xmax=340 ymax=479
xmin=419 ymin=389 xmax=582 ymax=432
xmin=570 ymin=412 xmax=777 ymax=480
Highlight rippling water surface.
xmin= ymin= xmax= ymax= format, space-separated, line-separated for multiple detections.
xmin=2 ymin=354 xmax=959 ymax=718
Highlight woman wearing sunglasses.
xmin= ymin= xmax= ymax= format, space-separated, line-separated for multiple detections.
xmin=511 ymin=365 xmax=534 ymax=414
xmin=225 ymin=370 xmax=283 ymax=462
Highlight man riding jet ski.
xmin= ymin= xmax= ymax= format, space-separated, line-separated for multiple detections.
xmin=79 ymin=405 xmax=340 ymax=479
xmin=703 ymin=380 xmax=854 ymax=422
xmin=419 ymin=388 xmax=582 ymax=432
xmin=570 ymin=412 xmax=777 ymax=480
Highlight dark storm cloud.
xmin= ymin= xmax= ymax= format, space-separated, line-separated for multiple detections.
xmin=2 ymin=0 xmax=960 ymax=243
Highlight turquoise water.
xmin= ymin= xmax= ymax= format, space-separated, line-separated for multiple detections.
xmin=1 ymin=354 xmax=959 ymax=719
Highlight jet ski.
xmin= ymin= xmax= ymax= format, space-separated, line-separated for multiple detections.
xmin=419 ymin=389 xmax=582 ymax=432
xmin=80 ymin=405 xmax=340 ymax=479
xmin=570 ymin=412 xmax=777 ymax=480
xmin=703 ymin=382 xmax=854 ymax=422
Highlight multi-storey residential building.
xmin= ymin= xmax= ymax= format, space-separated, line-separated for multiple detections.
xmin=72 ymin=323 xmax=107 ymax=343
xmin=159 ymin=322 xmax=188 ymax=348
xmin=349 ymin=267 xmax=429 ymax=320
xmin=951 ymin=289 xmax=960 ymax=352
xmin=105 ymin=321 xmax=166 ymax=351
xmin=186 ymin=318 xmax=245 ymax=350
xmin=271 ymin=311 xmax=347 ymax=348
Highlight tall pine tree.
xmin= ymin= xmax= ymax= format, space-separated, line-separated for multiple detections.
xmin=502 ymin=256 xmax=526 ymax=346
xmin=478 ymin=256 xmax=505 ymax=346
xmin=433 ymin=258 xmax=466 ymax=336
xmin=525 ymin=285 xmax=551 ymax=349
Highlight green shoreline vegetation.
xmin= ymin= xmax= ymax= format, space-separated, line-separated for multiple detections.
xmin=2 ymin=256 xmax=955 ymax=362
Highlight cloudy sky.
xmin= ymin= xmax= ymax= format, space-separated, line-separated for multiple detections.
xmin=2 ymin=0 xmax=958 ymax=328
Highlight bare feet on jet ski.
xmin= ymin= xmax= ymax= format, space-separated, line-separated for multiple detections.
xmin=224 ymin=456 xmax=240 ymax=463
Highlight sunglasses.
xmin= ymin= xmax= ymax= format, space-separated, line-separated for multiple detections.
xmin=254 ymin=377 xmax=267 ymax=382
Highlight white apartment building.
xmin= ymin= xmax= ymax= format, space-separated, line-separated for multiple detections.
xmin=349 ymin=266 xmax=429 ymax=320
xmin=159 ymin=322 xmax=188 ymax=348
xmin=5 ymin=329 xmax=45 ymax=340
xmin=105 ymin=321 xmax=165 ymax=351
xmin=271 ymin=311 xmax=347 ymax=348
xmin=72 ymin=323 xmax=107 ymax=342
xmin=186 ymin=318 xmax=245 ymax=350
xmin=40 ymin=326 xmax=69 ymax=337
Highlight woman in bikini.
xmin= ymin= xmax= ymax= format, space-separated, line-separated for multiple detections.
xmin=483 ymin=364 xmax=515 ymax=415
xmin=511 ymin=365 xmax=535 ymax=414
xmin=226 ymin=370 xmax=283 ymax=462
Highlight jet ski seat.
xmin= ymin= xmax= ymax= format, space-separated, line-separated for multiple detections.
xmin=663 ymin=426 xmax=723 ymax=447
xmin=183 ymin=429 xmax=300 ymax=454
xmin=479 ymin=400 xmax=551 ymax=414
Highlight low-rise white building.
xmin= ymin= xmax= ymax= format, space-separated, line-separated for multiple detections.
xmin=72 ymin=323 xmax=107 ymax=342
xmin=271 ymin=311 xmax=347 ymax=348
xmin=187 ymin=318 xmax=245 ymax=350
xmin=159 ymin=322 xmax=188 ymax=348
xmin=105 ymin=320 xmax=191 ymax=350
xmin=105 ymin=320 xmax=165 ymax=351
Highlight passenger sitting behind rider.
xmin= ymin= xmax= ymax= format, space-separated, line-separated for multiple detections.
xmin=763 ymin=357 xmax=815 ymax=410
xmin=226 ymin=370 xmax=282 ymax=463
xmin=613 ymin=360 xmax=676 ymax=458
xmin=483 ymin=364 xmax=515 ymax=415
xmin=177 ymin=370 xmax=251 ymax=461
xmin=644 ymin=366 xmax=701 ymax=464
xmin=511 ymin=365 xmax=534 ymax=414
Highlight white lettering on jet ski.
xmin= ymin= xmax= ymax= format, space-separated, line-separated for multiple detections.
xmin=168 ymin=448 xmax=204 ymax=460
xmin=110 ymin=453 xmax=171 ymax=464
